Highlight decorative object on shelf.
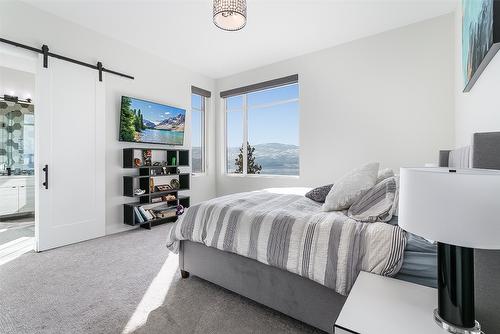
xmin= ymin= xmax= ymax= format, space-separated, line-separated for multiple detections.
xmin=462 ymin=0 xmax=500 ymax=92
xmin=170 ymin=179 xmax=180 ymax=189
xmin=134 ymin=189 xmax=146 ymax=196
xmin=156 ymin=184 xmax=172 ymax=191
xmin=213 ymin=0 xmax=247 ymax=31
xmin=151 ymin=197 xmax=163 ymax=203
xmin=155 ymin=210 xmax=177 ymax=219
xmin=171 ymin=156 xmax=176 ymax=166
xmin=164 ymin=194 xmax=176 ymax=201
xmin=143 ymin=149 xmax=152 ymax=166
xmin=149 ymin=178 xmax=155 ymax=193
xmin=163 ymin=167 xmax=167 ymax=175
xmin=134 ymin=158 xmax=142 ymax=167
xmin=176 ymin=204 xmax=185 ymax=216
xmin=399 ymin=167 xmax=500 ymax=334
xmin=153 ymin=162 xmax=161 ymax=166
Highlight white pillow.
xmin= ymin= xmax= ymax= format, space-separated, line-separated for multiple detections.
xmin=376 ymin=168 xmax=394 ymax=183
xmin=322 ymin=162 xmax=380 ymax=211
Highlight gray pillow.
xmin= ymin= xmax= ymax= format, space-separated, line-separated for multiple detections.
xmin=347 ymin=176 xmax=397 ymax=223
xmin=322 ymin=162 xmax=380 ymax=211
xmin=305 ymin=184 xmax=333 ymax=203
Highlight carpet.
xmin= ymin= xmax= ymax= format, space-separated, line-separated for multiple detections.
xmin=0 ymin=224 xmax=323 ymax=334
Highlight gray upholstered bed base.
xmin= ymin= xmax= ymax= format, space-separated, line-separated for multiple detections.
xmin=179 ymin=240 xmax=346 ymax=333
xmin=439 ymin=131 xmax=500 ymax=333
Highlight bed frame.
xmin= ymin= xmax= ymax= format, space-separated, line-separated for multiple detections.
xmin=179 ymin=240 xmax=346 ymax=333
xmin=178 ymin=131 xmax=500 ymax=333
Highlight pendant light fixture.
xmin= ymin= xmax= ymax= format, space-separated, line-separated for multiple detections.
xmin=213 ymin=0 xmax=247 ymax=31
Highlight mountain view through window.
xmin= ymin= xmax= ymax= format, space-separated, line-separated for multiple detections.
xmin=226 ymin=83 xmax=299 ymax=176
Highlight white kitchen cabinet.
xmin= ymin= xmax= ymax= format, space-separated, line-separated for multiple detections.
xmin=18 ymin=185 xmax=35 ymax=213
xmin=0 ymin=186 xmax=19 ymax=215
xmin=0 ymin=176 xmax=35 ymax=216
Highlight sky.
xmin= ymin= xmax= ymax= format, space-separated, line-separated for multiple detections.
xmin=191 ymin=94 xmax=203 ymax=148
xmin=129 ymin=97 xmax=185 ymax=124
xmin=224 ymin=83 xmax=299 ymax=147
xmin=190 ymin=84 xmax=299 ymax=149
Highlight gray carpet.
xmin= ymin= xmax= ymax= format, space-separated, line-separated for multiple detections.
xmin=0 ymin=224 xmax=322 ymax=334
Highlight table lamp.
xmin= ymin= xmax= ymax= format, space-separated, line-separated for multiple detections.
xmin=398 ymin=167 xmax=500 ymax=334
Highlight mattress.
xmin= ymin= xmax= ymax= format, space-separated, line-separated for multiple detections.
xmin=389 ymin=216 xmax=438 ymax=288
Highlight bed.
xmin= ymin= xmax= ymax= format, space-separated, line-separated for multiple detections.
xmin=167 ymin=192 xmax=433 ymax=332
xmin=166 ymin=131 xmax=500 ymax=333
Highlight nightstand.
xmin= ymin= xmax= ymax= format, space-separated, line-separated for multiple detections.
xmin=335 ymin=271 xmax=444 ymax=334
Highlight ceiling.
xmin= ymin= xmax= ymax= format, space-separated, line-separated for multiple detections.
xmin=24 ymin=0 xmax=457 ymax=79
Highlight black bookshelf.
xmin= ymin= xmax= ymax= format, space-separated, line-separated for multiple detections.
xmin=122 ymin=148 xmax=190 ymax=229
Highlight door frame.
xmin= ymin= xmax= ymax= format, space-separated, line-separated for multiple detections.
xmin=0 ymin=44 xmax=38 ymax=249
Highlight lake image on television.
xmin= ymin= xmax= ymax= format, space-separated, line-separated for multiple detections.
xmin=119 ymin=96 xmax=185 ymax=145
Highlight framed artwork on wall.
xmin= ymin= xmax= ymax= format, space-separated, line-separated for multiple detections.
xmin=462 ymin=0 xmax=500 ymax=92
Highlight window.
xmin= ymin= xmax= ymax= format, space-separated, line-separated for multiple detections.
xmin=223 ymin=77 xmax=299 ymax=176
xmin=191 ymin=87 xmax=210 ymax=174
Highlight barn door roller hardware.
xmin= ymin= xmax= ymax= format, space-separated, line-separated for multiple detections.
xmin=0 ymin=37 xmax=134 ymax=82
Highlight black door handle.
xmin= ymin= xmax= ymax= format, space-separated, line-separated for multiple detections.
xmin=42 ymin=164 xmax=48 ymax=189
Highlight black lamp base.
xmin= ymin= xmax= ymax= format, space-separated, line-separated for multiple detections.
xmin=436 ymin=242 xmax=481 ymax=333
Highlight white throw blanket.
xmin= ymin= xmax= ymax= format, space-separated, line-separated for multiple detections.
xmin=167 ymin=189 xmax=407 ymax=295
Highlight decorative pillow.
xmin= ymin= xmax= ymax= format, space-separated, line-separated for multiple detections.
xmin=322 ymin=162 xmax=380 ymax=211
xmin=390 ymin=175 xmax=400 ymax=216
xmin=377 ymin=168 xmax=394 ymax=183
xmin=348 ymin=176 xmax=397 ymax=222
xmin=305 ymin=184 xmax=334 ymax=203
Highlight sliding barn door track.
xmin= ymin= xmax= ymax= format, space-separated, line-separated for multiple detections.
xmin=0 ymin=37 xmax=134 ymax=81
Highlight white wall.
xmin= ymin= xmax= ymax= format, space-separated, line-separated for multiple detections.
xmin=0 ymin=1 xmax=216 ymax=235
xmin=215 ymin=14 xmax=455 ymax=196
xmin=454 ymin=8 xmax=500 ymax=146
xmin=0 ymin=66 xmax=35 ymax=100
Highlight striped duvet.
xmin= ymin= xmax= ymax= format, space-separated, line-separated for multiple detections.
xmin=166 ymin=188 xmax=407 ymax=295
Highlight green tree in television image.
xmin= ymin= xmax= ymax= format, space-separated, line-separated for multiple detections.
xmin=119 ymin=96 xmax=136 ymax=141
xmin=133 ymin=109 xmax=145 ymax=132
xmin=235 ymin=142 xmax=262 ymax=174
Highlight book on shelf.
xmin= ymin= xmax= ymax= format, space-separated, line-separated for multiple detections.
xmin=134 ymin=207 xmax=145 ymax=223
xmin=138 ymin=206 xmax=154 ymax=221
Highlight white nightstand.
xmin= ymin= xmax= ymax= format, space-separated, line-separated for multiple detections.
xmin=335 ymin=271 xmax=444 ymax=334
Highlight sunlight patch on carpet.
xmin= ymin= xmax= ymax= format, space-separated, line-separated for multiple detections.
xmin=0 ymin=236 xmax=34 ymax=266
xmin=122 ymin=253 xmax=179 ymax=334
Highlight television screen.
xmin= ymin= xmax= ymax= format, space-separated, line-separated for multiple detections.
xmin=119 ymin=96 xmax=185 ymax=145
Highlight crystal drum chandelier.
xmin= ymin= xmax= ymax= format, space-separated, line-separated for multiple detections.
xmin=213 ymin=0 xmax=247 ymax=31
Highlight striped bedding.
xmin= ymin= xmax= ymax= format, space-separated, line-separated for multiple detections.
xmin=166 ymin=188 xmax=407 ymax=295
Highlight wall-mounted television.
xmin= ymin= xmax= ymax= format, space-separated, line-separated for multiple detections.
xmin=119 ymin=96 xmax=185 ymax=145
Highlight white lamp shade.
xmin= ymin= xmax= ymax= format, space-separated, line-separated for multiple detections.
xmin=399 ymin=167 xmax=500 ymax=249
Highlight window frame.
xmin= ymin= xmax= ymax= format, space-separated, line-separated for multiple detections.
xmin=224 ymin=82 xmax=299 ymax=177
xmin=191 ymin=93 xmax=207 ymax=175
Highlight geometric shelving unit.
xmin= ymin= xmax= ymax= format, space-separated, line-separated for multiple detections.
xmin=122 ymin=147 xmax=191 ymax=229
